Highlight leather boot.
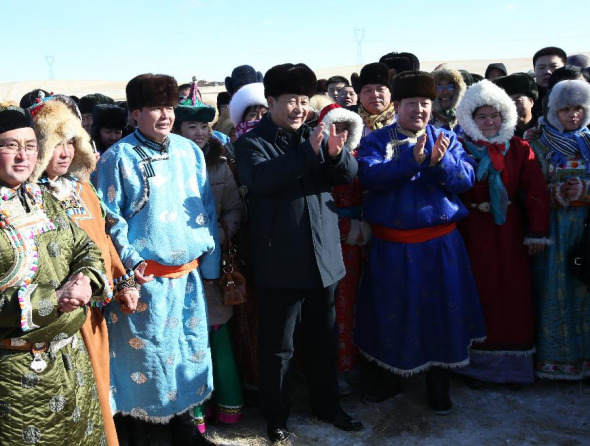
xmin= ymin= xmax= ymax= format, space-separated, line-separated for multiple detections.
xmin=128 ymin=417 xmax=152 ymax=446
xmin=361 ymin=359 xmax=402 ymax=403
xmin=426 ymin=367 xmax=452 ymax=415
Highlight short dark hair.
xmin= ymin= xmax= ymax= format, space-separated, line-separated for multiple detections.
xmin=327 ymin=75 xmax=350 ymax=87
xmin=548 ymin=65 xmax=584 ymax=90
xmin=533 ymin=46 xmax=567 ymax=67
xmin=178 ymin=83 xmax=191 ymax=91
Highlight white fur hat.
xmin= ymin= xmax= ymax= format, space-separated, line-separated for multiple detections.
xmin=318 ymin=104 xmax=363 ymax=152
xmin=546 ymin=80 xmax=590 ymax=132
xmin=229 ymin=82 xmax=267 ymax=126
xmin=456 ymin=79 xmax=517 ymax=143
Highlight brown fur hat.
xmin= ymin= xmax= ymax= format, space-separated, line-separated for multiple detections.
xmin=264 ymin=63 xmax=317 ymax=98
xmin=391 ymin=71 xmax=437 ymax=101
xmin=126 ymin=74 xmax=178 ymax=111
xmin=351 ymin=63 xmax=392 ymax=94
xmin=31 ymin=100 xmax=96 ymax=183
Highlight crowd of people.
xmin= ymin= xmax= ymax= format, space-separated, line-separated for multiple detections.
xmin=0 ymin=46 xmax=589 ymax=446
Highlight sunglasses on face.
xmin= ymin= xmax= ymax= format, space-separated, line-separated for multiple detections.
xmin=437 ymin=84 xmax=455 ymax=93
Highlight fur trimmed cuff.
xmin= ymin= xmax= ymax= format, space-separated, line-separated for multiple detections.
xmin=551 ymin=184 xmax=570 ymax=208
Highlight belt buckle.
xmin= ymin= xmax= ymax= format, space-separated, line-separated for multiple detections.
xmin=30 ymin=343 xmax=48 ymax=373
xmin=478 ymin=202 xmax=490 ymax=212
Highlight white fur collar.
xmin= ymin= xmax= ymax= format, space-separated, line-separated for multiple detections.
xmin=45 ymin=176 xmax=75 ymax=201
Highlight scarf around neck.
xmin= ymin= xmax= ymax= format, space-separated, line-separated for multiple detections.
xmin=463 ymin=138 xmax=510 ymax=225
xmin=359 ymin=102 xmax=395 ymax=131
xmin=432 ymin=108 xmax=457 ymax=129
xmin=540 ymin=122 xmax=590 ymax=172
xmin=235 ymin=120 xmax=259 ymax=139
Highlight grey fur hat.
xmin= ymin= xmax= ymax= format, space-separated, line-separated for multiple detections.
xmin=546 ymin=80 xmax=590 ymax=132
xmin=456 ymin=79 xmax=517 ymax=143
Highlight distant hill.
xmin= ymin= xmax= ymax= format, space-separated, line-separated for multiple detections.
xmin=2 ymin=52 xmax=588 ymax=106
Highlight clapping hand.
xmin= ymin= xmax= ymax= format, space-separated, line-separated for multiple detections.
xmin=430 ymin=133 xmax=450 ymax=166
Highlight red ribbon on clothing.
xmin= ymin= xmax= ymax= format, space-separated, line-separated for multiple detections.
xmin=475 ymin=140 xmax=509 ymax=186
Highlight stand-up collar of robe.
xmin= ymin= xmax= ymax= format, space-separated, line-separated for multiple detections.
xmin=134 ymin=129 xmax=170 ymax=153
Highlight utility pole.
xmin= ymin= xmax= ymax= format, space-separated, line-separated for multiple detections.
xmin=45 ymin=55 xmax=55 ymax=80
xmin=354 ymin=28 xmax=365 ymax=66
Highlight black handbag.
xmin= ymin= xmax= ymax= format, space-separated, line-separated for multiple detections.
xmin=570 ymin=212 xmax=590 ymax=288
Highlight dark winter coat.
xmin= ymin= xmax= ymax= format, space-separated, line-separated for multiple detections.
xmin=235 ymin=114 xmax=358 ymax=289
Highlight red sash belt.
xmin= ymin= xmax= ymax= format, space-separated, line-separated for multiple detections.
xmin=371 ymin=222 xmax=456 ymax=244
xmin=144 ymin=258 xmax=200 ymax=279
xmin=0 ymin=339 xmax=44 ymax=351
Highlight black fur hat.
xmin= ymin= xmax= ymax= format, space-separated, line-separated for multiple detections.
xmin=379 ymin=52 xmax=420 ymax=74
xmin=494 ymin=72 xmax=539 ymax=101
xmin=391 ymin=71 xmax=436 ymax=102
xmin=217 ymin=91 xmax=231 ymax=108
xmin=0 ymin=106 xmax=33 ymax=135
xmin=126 ymin=74 xmax=178 ymax=112
xmin=91 ymin=104 xmax=127 ymax=135
xmin=225 ymin=65 xmax=264 ymax=96
xmin=264 ymin=63 xmax=317 ymax=98
xmin=351 ymin=63 xmax=392 ymax=94
xmin=78 ymin=93 xmax=115 ymax=115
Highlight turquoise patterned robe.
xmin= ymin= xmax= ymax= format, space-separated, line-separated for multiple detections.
xmin=94 ymin=130 xmax=220 ymax=420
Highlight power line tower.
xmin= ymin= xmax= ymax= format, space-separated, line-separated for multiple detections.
xmin=45 ymin=55 xmax=55 ymax=80
xmin=354 ymin=27 xmax=365 ymax=66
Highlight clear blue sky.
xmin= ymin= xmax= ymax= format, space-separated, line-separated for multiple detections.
xmin=1 ymin=0 xmax=586 ymax=83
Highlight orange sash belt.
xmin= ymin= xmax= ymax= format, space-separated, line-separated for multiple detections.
xmin=144 ymin=258 xmax=200 ymax=279
xmin=371 ymin=222 xmax=456 ymax=244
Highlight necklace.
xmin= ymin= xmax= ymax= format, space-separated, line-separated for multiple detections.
xmin=0 ymin=183 xmax=56 ymax=331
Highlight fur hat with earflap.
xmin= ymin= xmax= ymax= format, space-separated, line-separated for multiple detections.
xmin=317 ymin=103 xmax=363 ymax=153
xmin=432 ymin=65 xmax=467 ymax=116
xmin=30 ymin=100 xmax=96 ymax=183
xmin=456 ymin=79 xmax=518 ymax=143
xmin=545 ymin=79 xmax=590 ymax=132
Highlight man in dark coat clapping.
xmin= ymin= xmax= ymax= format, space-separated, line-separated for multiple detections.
xmin=235 ymin=63 xmax=363 ymax=443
